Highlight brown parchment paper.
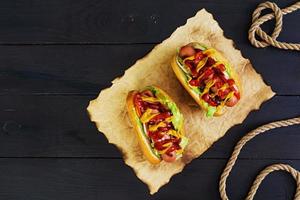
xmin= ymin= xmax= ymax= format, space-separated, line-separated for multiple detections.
xmin=87 ymin=9 xmax=275 ymax=194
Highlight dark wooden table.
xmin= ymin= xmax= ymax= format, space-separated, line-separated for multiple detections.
xmin=0 ymin=0 xmax=299 ymax=199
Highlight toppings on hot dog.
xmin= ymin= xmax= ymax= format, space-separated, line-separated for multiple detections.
xmin=171 ymin=42 xmax=241 ymax=117
xmin=126 ymin=86 xmax=188 ymax=164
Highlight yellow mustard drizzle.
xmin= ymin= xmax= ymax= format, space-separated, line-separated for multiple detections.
xmin=197 ymin=50 xmax=235 ymax=111
xmin=141 ymin=96 xmax=160 ymax=103
xmin=196 ymin=61 xmax=221 ymax=82
xmin=200 ymin=79 xmax=215 ymax=98
xmin=182 ymin=55 xmax=196 ymax=74
xmin=182 ymin=48 xmax=237 ymax=113
xmin=150 ymin=122 xmax=183 ymax=155
xmin=140 ymin=109 xmax=159 ymax=124
xmin=212 ymin=61 xmax=222 ymax=67
xmin=148 ymin=117 xmax=172 ymax=132
xmin=216 ymin=91 xmax=235 ymax=113
xmin=175 ymin=148 xmax=184 ymax=155
xmin=183 ymin=55 xmax=195 ymax=63
xmin=202 ymin=48 xmax=215 ymax=56
xmin=196 ymin=57 xmax=208 ymax=72
xmin=166 ymin=129 xmax=181 ymax=138
xmin=210 ymin=83 xmax=228 ymax=98
xmin=139 ymin=92 xmax=185 ymax=156
xmin=148 ymin=121 xmax=166 ymax=132
xmin=158 ymin=142 xmax=173 ymax=154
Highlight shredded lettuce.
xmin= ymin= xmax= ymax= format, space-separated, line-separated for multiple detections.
xmin=167 ymin=101 xmax=183 ymax=131
xmin=191 ymin=86 xmax=201 ymax=94
xmin=179 ymin=136 xmax=189 ymax=149
xmin=147 ymin=86 xmax=184 ymax=131
xmin=176 ymin=58 xmax=203 ymax=96
xmin=206 ymin=106 xmax=216 ymax=117
xmin=202 ymin=102 xmax=216 ymax=117
xmin=134 ymin=111 xmax=161 ymax=159
xmin=225 ymin=63 xmax=232 ymax=76
xmin=176 ymin=56 xmax=190 ymax=75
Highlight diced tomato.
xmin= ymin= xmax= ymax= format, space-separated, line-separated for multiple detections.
xmin=217 ymin=64 xmax=226 ymax=71
xmin=202 ymin=93 xmax=210 ymax=102
xmin=189 ymin=79 xmax=200 ymax=86
xmin=227 ymin=79 xmax=235 ymax=86
xmin=235 ymin=92 xmax=241 ymax=100
xmin=208 ymin=98 xmax=218 ymax=106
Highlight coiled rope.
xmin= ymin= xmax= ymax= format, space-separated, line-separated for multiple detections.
xmin=219 ymin=2 xmax=300 ymax=199
xmin=248 ymin=1 xmax=300 ymax=50
xmin=219 ymin=117 xmax=300 ymax=200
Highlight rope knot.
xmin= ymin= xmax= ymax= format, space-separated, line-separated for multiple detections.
xmin=248 ymin=1 xmax=300 ymax=50
xmin=219 ymin=117 xmax=300 ymax=200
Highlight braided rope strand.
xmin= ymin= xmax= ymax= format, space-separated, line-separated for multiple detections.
xmin=248 ymin=1 xmax=300 ymax=50
xmin=219 ymin=117 xmax=300 ymax=200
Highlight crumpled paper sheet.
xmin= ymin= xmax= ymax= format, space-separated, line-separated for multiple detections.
xmin=87 ymin=9 xmax=275 ymax=194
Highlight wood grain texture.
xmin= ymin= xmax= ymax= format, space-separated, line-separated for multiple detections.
xmin=0 ymin=0 xmax=298 ymax=199
xmin=0 ymin=95 xmax=299 ymax=158
xmin=0 ymin=45 xmax=299 ymax=95
xmin=0 ymin=158 xmax=298 ymax=200
xmin=0 ymin=0 xmax=297 ymax=44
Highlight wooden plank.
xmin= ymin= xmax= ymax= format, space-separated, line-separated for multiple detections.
xmin=0 ymin=0 xmax=297 ymax=44
xmin=0 ymin=45 xmax=152 ymax=95
xmin=0 ymin=95 xmax=299 ymax=158
xmin=0 ymin=158 xmax=298 ymax=200
xmin=0 ymin=45 xmax=299 ymax=95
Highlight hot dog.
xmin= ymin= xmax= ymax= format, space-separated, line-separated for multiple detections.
xmin=171 ymin=42 xmax=242 ymax=117
xmin=126 ymin=86 xmax=188 ymax=164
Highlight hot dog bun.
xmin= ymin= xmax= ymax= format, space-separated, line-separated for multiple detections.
xmin=126 ymin=91 xmax=161 ymax=164
xmin=171 ymin=43 xmax=242 ymax=116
